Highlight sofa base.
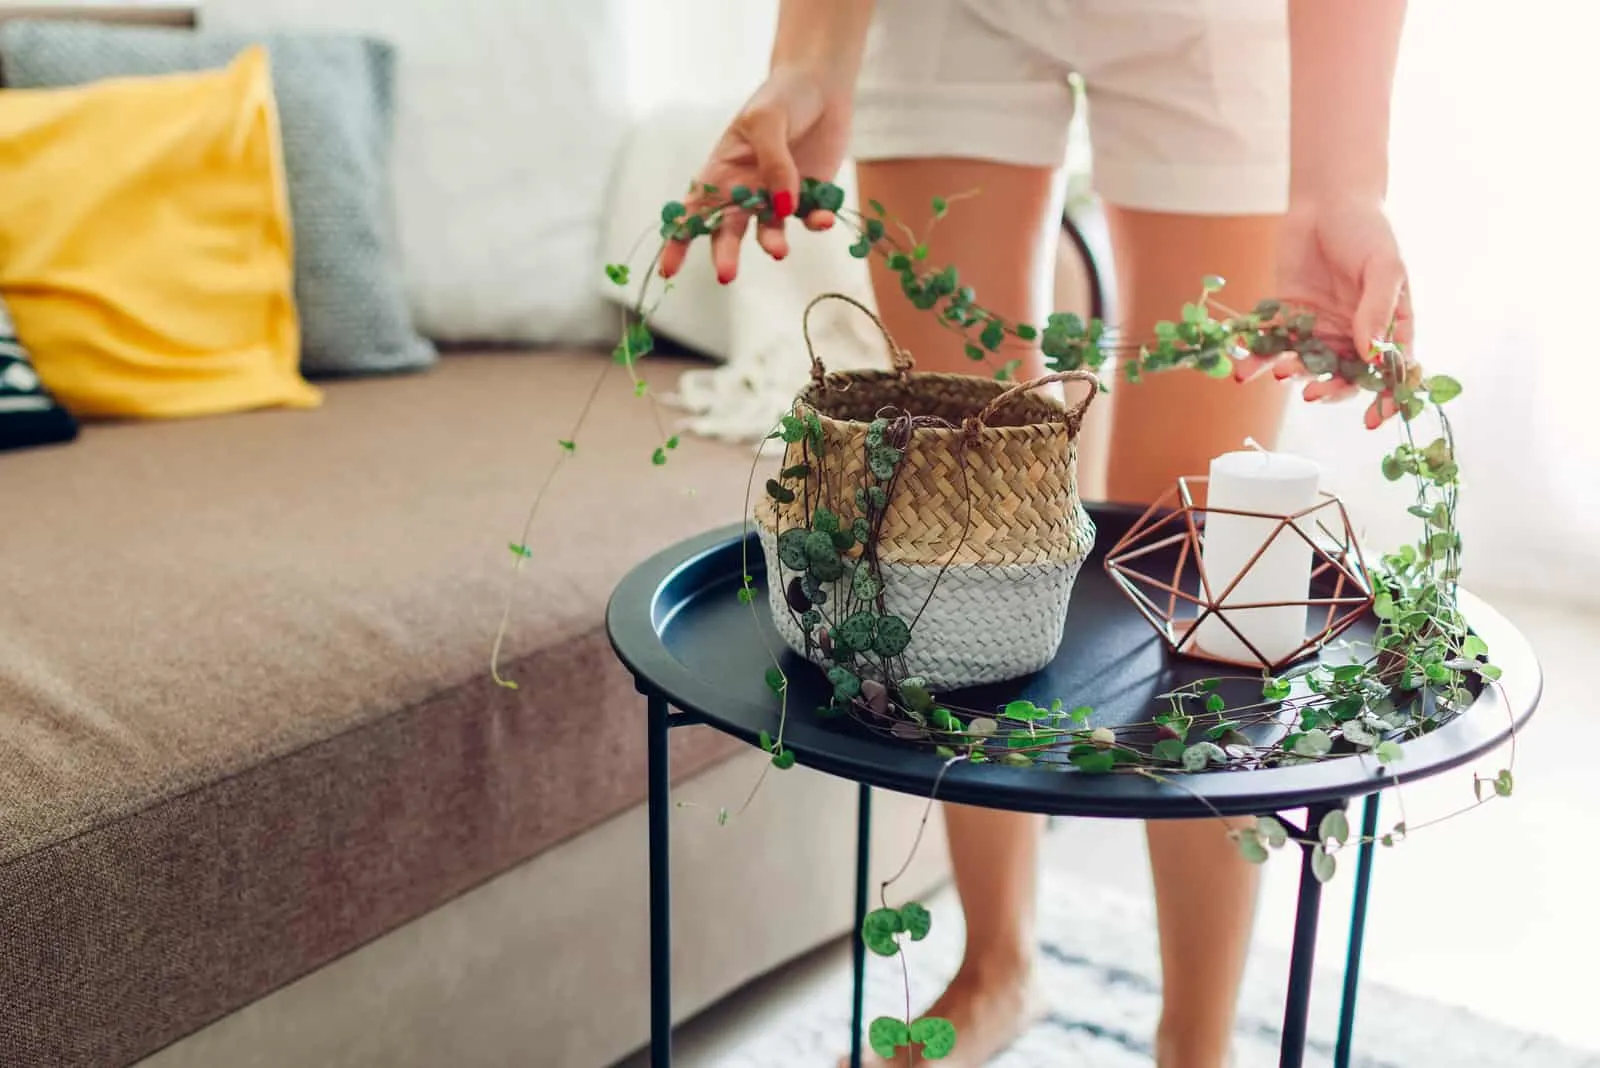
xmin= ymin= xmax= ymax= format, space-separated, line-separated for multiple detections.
xmin=137 ymin=752 xmax=950 ymax=1068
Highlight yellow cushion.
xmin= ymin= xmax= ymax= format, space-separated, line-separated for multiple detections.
xmin=0 ymin=46 xmax=319 ymax=419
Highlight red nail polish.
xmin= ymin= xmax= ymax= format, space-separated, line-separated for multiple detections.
xmin=772 ymin=189 xmax=795 ymax=218
xmin=718 ymin=271 xmax=733 ymax=285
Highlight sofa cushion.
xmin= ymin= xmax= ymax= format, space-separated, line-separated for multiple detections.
xmin=0 ymin=46 xmax=319 ymax=419
xmin=0 ymin=19 xmax=436 ymax=378
xmin=0 ymin=352 xmax=750 ymax=1066
xmin=201 ymin=0 xmax=628 ymax=347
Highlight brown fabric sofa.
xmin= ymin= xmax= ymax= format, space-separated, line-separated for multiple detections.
xmin=0 ymin=10 xmax=949 ymax=1065
xmin=0 ymin=348 xmax=949 ymax=1068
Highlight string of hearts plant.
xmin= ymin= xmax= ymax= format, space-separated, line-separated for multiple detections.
xmin=491 ymin=177 xmax=1516 ymax=1064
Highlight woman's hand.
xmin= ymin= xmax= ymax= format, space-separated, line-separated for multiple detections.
xmin=1236 ymin=197 xmax=1413 ymax=428
xmin=658 ymin=65 xmax=855 ymax=284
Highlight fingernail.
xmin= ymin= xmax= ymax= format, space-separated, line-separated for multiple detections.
xmin=1232 ymin=367 xmax=1246 ymax=383
xmin=718 ymin=271 xmax=733 ymax=285
xmin=772 ymin=189 xmax=795 ymax=218
xmin=1273 ymin=365 xmax=1292 ymax=380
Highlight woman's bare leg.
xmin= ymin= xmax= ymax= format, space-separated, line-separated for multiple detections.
xmin=1103 ymin=205 xmax=1288 ymax=1068
xmin=846 ymin=157 xmax=1067 ymax=1068
xmin=1101 ymin=209 xmax=1290 ymax=505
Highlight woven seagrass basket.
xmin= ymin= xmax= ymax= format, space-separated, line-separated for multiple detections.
xmin=754 ymin=294 xmax=1100 ymax=690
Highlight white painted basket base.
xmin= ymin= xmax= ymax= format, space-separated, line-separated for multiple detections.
xmin=758 ymin=526 xmax=1088 ymax=691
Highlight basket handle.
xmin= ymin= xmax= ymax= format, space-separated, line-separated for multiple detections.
xmin=803 ymin=292 xmax=914 ymax=385
xmin=967 ymin=370 xmax=1101 ymax=438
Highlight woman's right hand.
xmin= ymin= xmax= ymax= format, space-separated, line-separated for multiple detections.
xmin=658 ymin=65 xmax=855 ymax=284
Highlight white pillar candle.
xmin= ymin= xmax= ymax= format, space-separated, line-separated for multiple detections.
xmin=1191 ymin=449 xmax=1322 ymax=667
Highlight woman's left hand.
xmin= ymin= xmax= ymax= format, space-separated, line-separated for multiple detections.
xmin=1234 ymin=196 xmax=1413 ymax=428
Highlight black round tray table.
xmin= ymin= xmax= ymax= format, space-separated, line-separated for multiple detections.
xmin=607 ymin=503 xmax=1541 ymax=1068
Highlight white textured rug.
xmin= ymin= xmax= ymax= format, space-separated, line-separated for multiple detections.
xmin=712 ymin=867 xmax=1595 ymax=1067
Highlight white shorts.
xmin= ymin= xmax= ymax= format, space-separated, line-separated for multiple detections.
xmin=851 ymin=0 xmax=1291 ymax=216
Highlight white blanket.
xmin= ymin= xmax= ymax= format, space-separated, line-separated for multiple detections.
xmin=596 ymin=108 xmax=889 ymax=443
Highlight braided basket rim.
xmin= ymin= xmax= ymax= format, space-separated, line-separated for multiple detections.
xmin=797 ymin=369 xmax=1083 ymax=442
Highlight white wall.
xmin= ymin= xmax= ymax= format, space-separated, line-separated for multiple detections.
xmin=623 ymin=0 xmax=777 ymax=116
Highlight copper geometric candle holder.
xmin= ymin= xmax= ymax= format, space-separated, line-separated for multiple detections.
xmin=1103 ymin=477 xmax=1376 ymax=673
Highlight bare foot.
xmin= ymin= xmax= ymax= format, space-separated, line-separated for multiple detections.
xmin=838 ymin=960 xmax=1044 ymax=1068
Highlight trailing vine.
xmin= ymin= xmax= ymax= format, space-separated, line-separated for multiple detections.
xmin=486 ymin=177 xmax=1515 ymax=1064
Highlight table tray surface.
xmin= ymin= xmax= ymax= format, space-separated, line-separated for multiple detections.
xmin=608 ymin=505 xmax=1540 ymax=817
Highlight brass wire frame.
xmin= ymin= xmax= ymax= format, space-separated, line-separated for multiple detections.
xmin=1103 ymin=477 xmax=1376 ymax=672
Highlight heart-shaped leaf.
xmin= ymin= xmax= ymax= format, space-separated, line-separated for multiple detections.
xmin=899 ymin=902 xmax=932 ymax=941
xmin=869 ymin=1017 xmax=911 ymax=1059
xmin=868 ymin=445 xmax=903 ymax=480
xmin=910 ymin=1016 xmax=957 ymax=1059
xmin=852 ymin=565 xmax=883 ymax=601
xmin=1342 ymin=719 xmax=1378 ymax=747
xmin=1181 ymin=742 xmax=1226 ymax=771
xmin=1070 ymin=749 xmax=1116 ymax=774
xmin=898 ymin=677 xmax=934 ymax=712
xmin=873 ymin=615 xmax=912 ymax=657
xmin=1311 ymin=846 xmax=1337 ymax=883
xmin=1292 ymin=729 xmax=1333 ymax=758
xmin=862 ymin=908 xmax=903 ymax=957
xmin=1236 ymin=829 xmax=1270 ymax=864
xmin=1002 ymin=700 xmax=1043 ymax=721
xmin=1256 ymin=816 xmax=1289 ymax=849
xmin=836 ymin=612 xmax=877 ymax=653
xmin=1153 ymin=738 xmax=1186 ymax=763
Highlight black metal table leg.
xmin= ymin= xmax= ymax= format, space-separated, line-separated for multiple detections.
xmin=647 ymin=691 xmax=673 ymax=1068
xmin=1334 ymin=792 xmax=1382 ymax=1068
xmin=1279 ymin=800 xmax=1344 ymax=1068
xmin=849 ymin=783 xmax=873 ymax=1068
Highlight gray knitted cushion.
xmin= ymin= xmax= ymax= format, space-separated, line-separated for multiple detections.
xmin=0 ymin=20 xmax=436 ymax=377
